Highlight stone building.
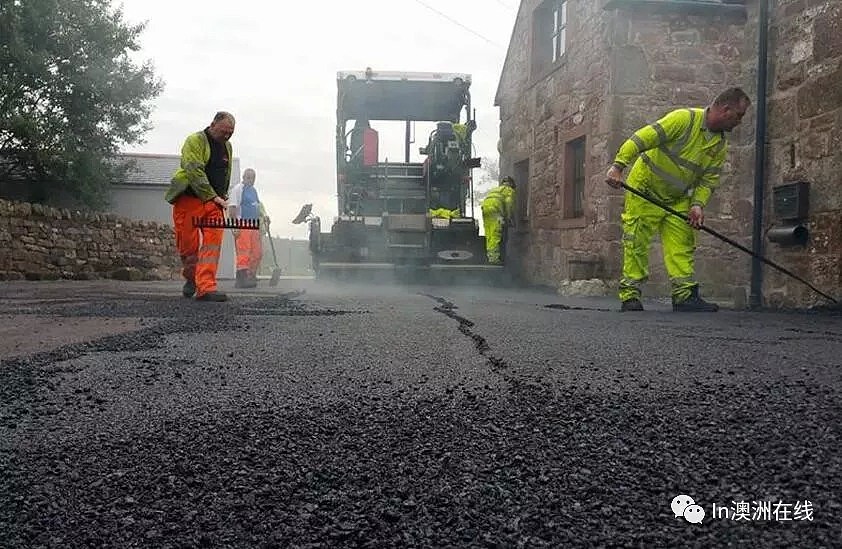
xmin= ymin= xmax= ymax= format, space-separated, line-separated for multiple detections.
xmin=495 ymin=0 xmax=841 ymax=308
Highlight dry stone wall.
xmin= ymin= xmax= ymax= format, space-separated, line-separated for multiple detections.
xmin=0 ymin=198 xmax=180 ymax=281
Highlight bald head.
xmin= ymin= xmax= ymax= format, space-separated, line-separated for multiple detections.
xmin=208 ymin=111 xmax=235 ymax=142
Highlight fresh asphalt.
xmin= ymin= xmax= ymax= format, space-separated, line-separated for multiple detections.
xmin=1 ymin=279 xmax=839 ymax=548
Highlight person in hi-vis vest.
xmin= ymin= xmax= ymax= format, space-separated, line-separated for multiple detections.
xmin=480 ymin=176 xmax=516 ymax=265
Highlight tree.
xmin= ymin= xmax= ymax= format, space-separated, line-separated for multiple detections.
xmin=473 ymin=156 xmax=500 ymax=202
xmin=0 ymin=0 xmax=163 ymax=208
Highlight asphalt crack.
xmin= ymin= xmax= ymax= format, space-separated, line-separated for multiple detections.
xmin=544 ymin=303 xmax=612 ymax=312
xmin=420 ymin=294 xmax=507 ymax=372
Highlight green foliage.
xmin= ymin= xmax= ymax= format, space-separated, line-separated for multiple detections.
xmin=0 ymin=0 xmax=163 ymax=208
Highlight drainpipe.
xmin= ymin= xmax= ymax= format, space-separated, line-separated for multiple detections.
xmin=749 ymin=0 xmax=770 ymax=309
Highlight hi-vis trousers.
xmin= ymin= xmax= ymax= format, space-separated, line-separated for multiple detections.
xmin=172 ymin=195 xmax=223 ymax=297
xmin=619 ymin=185 xmax=698 ymax=303
xmin=235 ymin=228 xmax=263 ymax=276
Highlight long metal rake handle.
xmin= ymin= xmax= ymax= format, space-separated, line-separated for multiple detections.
xmin=192 ymin=217 xmax=262 ymax=230
xmin=615 ymin=181 xmax=837 ymax=305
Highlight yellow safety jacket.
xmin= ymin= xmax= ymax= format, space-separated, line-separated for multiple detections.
xmin=613 ymin=107 xmax=728 ymax=208
xmin=164 ymin=131 xmax=233 ymax=204
xmin=429 ymin=208 xmax=460 ymax=219
xmin=482 ymin=185 xmax=516 ymax=221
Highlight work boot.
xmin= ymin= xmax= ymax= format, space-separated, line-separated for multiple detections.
xmin=620 ymin=298 xmax=644 ymax=312
xmin=235 ymin=269 xmax=249 ymax=288
xmin=242 ymin=273 xmax=258 ymax=288
xmin=673 ymin=286 xmax=719 ymax=312
xmin=182 ymin=280 xmax=196 ymax=298
xmin=195 ymin=291 xmax=228 ymax=302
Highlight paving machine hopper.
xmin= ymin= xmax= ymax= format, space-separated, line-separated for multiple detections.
xmin=299 ymin=68 xmax=508 ymax=285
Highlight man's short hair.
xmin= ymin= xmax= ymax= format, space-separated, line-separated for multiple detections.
xmin=713 ymin=87 xmax=751 ymax=108
xmin=213 ymin=111 xmax=235 ymax=123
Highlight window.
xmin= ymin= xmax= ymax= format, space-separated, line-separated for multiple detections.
xmin=532 ymin=0 xmax=568 ymax=79
xmin=514 ymin=158 xmax=530 ymax=224
xmin=552 ymin=1 xmax=568 ymax=63
xmin=565 ymin=136 xmax=586 ymax=219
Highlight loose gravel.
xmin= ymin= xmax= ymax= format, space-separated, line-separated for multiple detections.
xmin=1 ymin=281 xmax=839 ymax=548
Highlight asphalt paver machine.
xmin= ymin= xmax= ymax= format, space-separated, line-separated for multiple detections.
xmin=300 ymin=68 xmax=508 ymax=285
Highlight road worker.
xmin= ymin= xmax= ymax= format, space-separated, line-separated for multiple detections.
xmin=228 ymin=168 xmax=270 ymax=288
xmin=429 ymin=207 xmax=460 ymax=219
xmin=481 ymin=176 xmax=516 ymax=264
xmin=164 ymin=111 xmax=235 ymax=302
xmin=606 ymin=87 xmax=751 ymax=312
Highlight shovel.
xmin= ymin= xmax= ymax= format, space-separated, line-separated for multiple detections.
xmin=265 ymin=227 xmax=282 ymax=287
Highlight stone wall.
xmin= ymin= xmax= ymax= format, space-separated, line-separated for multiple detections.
xmin=607 ymin=1 xmax=753 ymax=301
xmin=762 ymin=0 xmax=842 ymax=307
xmin=497 ymin=0 xmax=617 ymax=288
xmin=0 ymin=198 xmax=181 ymax=281
xmin=497 ymin=0 xmax=842 ymax=307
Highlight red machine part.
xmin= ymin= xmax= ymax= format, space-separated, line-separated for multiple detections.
xmin=362 ymin=128 xmax=378 ymax=166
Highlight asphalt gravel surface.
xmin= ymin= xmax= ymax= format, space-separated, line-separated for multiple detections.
xmin=0 ymin=279 xmax=840 ymax=548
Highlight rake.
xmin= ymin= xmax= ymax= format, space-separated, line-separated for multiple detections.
xmin=192 ymin=217 xmax=261 ymax=230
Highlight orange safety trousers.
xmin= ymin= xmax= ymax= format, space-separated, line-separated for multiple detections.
xmin=235 ymin=229 xmax=263 ymax=275
xmin=172 ymin=195 xmax=223 ymax=297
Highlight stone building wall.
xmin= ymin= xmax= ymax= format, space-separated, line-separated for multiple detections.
xmin=0 ymin=199 xmax=181 ymax=281
xmin=762 ymin=0 xmax=842 ymax=307
xmin=497 ymin=0 xmax=842 ymax=307
xmin=497 ymin=0 xmax=617 ymax=288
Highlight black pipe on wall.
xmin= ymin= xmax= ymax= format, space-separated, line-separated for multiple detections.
xmin=750 ymin=0 xmax=770 ymax=309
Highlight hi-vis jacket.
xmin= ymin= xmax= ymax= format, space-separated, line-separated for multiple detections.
xmin=613 ymin=107 xmax=728 ymax=208
xmin=482 ymin=185 xmax=516 ymax=221
xmin=164 ymin=131 xmax=233 ymax=204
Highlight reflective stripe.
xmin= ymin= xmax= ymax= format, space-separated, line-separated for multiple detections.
xmin=200 ymin=244 xmax=221 ymax=252
xmin=651 ymin=122 xmax=668 ymax=143
xmin=640 ymin=152 xmax=692 ymax=194
xmin=185 ymin=161 xmax=204 ymax=171
xmin=658 ymin=145 xmax=704 ymax=174
xmin=646 ymin=109 xmax=703 ymax=179
xmin=659 ymin=109 xmax=697 ymax=163
xmin=673 ymin=109 xmax=697 ymax=152
xmin=703 ymin=166 xmax=722 ymax=176
xmin=630 ymin=134 xmax=646 ymax=151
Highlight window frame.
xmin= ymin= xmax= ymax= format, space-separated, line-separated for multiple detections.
xmin=552 ymin=0 xmax=568 ymax=64
xmin=531 ymin=0 xmax=569 ymax=82
xmin=565 ymin=135 xmax=585 ymax=219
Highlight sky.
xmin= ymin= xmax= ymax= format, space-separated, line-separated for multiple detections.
xmin=118 ymin=0 xmax=520 ymax=239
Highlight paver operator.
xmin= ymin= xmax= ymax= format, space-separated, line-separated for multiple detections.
xmin=606 ymin=87 xmax=751 ymax=312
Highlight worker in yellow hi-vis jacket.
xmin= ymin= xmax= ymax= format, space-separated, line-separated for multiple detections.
xmin=606 ymin=87 xmax=751 ymax=313
xmin=481 ymin=176 xmax=516 ymax=264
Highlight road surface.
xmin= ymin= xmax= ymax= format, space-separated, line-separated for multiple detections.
xmin=1 ymin=279 xmax=840 ymax=548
